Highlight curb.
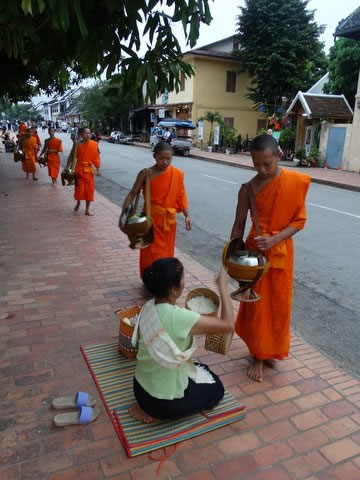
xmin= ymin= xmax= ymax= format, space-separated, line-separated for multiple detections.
xmin=190 ymin=153 xmax=360 ymax=193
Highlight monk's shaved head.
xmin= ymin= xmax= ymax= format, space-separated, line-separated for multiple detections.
xmin=251 ymin=134 xmax=279 ymax=155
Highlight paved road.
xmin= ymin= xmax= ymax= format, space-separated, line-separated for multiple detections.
xmin=48 ymin=132 xmax=360 ymax=376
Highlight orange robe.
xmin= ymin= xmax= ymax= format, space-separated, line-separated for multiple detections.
xmin=139 ymin=165 xmax=188 ymax=277
xmin=32 ymin=133 xmax=41 ymax=147
xmin=235 ymin=169 xmax=310 ymax=360
xmin=46 ymin=137 xmax=62 ymax=179
xmin=74 ymin=140 xmax=100 ymax=201
xmin=19 ymin=124 xmax=27 ymax=136
xmin=22 ymin=136 xmax=38 ymax=174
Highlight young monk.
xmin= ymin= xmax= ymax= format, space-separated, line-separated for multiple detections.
xmin=39 ymin=127 xmax=63 ymax=185
xmin=230 ymin=134 xmax=310 ymax=382
xmin=32 ymin=126 xmax=41 ymax=149
xmin=67 ymin=127 xmax=101 ymax=216
xmin=119 ymin=142 xmax=192 ymax=277
xmin=21 ymin=129 xmax=39 ymax=181
xmin=129 ymin=258 xmax=234 ymax=423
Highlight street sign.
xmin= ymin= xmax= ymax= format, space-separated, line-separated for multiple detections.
xmin=198 ymin=120 xmax=203 ymax=140
xmin=213 ymin=126 xmax=220 ymax=145
xmin=159 ymin=108 xmax=165 ymax=118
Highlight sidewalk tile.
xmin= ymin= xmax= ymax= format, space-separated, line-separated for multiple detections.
xmin=2 ymin=152 xmax=360 ymax=479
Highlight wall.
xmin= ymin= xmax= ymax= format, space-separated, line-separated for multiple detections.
xmin=192 ymin=56 xmax=262 ymax=144
xmin=319 ymin=122 xmax=352 ymax=169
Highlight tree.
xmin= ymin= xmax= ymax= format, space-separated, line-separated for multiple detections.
xmin=0 ymin=1 xmax=212 ymax=102
xmin=235 ymin=0 xmax=328 ymax=110
xmin=0 ymin=98 xmax=33 ymax=121
xmin=198 ymin=111 xmax=223 ymax=145
xmin=324 ymin=37 xmax=360 ymax=109
xmin=74 ymin=80 xmax=134 ymax=133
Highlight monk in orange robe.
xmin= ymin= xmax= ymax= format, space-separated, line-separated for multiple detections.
xmin=21 ymin=129 xmax=39 ymax=180
xmin=67 ymin=127 xmax=100 ymax=216
xmin=19 ymin=122 xmax=27 ymax=137
xmin=231 ymin=134 xmax=310 ymax=382
xmin=32 ymin=127 xmax=41 ymax=148
xmin=120 ymin=141 xmax=192 ymax=277
xmin=40 ymin=127 xmax=63 ymax=184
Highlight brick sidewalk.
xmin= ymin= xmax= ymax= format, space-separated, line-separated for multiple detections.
xmin=2 ymin=153 xmax=360 ymax=480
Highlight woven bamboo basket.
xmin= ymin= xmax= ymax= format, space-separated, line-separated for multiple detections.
xmin=115 ymin=306 xmax=141 ymax=359
xmin=185 ymin=288 xmax=233 ymax=355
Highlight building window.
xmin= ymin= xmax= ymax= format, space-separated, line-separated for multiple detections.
xmin=180 ymin=72 xmax=185 ymax=91
xmin=226 ymin=71 xmax=236 ymax=92
xmin=224 ymin=117 xmax=234 ymax=128
xmin=233 ymin=41 xmax=239 ymax=51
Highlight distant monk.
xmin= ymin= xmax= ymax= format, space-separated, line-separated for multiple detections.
xmin=67 ymin=127 xmax=100 ymax=216
xmin=32 ymin=126 xmax=41 ymax=148
xmin=21 ymin=128 xmax=38 ymax=181
xmin=119 ymin=142 xmax=192 ymax=278
xmin=19 ymin=122 xmax=27 ymax=137
xmin=40 ymin=127 xmax=63 ymax=185
xmin=230 ymin=134 xmax=310 ymax=382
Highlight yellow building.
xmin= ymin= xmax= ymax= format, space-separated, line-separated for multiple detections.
xmin=151 ymin=36 xmax=264 ymax=146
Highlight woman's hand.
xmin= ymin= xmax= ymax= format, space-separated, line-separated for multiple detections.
xmin=216 ymin=267 xmax=229 ymax=292
xmin=254 ymin=235 xmax=276 ymax=251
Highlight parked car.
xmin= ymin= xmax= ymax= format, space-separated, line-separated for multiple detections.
xmin=59 ymin=121 xmax=69 ymax=133
xmin=150 ymin=120 xmax=195 ymax=155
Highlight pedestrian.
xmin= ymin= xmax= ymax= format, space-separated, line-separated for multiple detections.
xmin=67 ymin=127 xmax=101 ymax=216
xmin=32 ymin=126 xmax=41 ymax=149
xmin=39 ymin=127 xmax=63 ymax=185
xmin=230 ymin=134 xmax=310 ymax=382
xmin=19 ymin=122 xmax=27 ymax=137
xmin=119 ymin=141 xmax=192 ymax=278
xmin=128 ymin=258 xmax=234 ymax=423
xmin=70 ymin=123 xmax=78 ymax=142
xmin=20 ymin=128 xmax=39 ymax=181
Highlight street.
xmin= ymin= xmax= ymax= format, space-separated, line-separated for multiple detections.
xmin=52 ymin=131 xmax=360 ymax=376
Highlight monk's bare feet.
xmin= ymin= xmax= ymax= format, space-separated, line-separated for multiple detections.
xmin=264 ymin=359 xmax=277 ymax=369
xmin=247 ymin=357 xmax=264 ymax=382
xmin=74 ymin=201 xmax=80 ymax=212
xmin=128 ymin=404 xmax=158 ymax=424
xmin=33 ymin=177 xmax=38 ymax=181
xmin=85 ymin=211 xmax=94 ymax=216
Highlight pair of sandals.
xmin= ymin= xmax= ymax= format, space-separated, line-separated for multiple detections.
xmin=52 ymin=391 xmax=100 ymax=427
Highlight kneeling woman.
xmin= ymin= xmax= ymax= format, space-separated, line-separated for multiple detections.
xmin=129 ymin=258 xmax=234 ymax=423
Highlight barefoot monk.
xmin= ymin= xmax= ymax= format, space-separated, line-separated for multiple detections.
xmin=67 ymin=127 xmax=100 ymax=216
xmin=231 ymin=134 xmax=310 ymax=382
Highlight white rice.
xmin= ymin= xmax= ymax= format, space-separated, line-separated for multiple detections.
xmin=187 ymin=295 xmax=217 ymax=314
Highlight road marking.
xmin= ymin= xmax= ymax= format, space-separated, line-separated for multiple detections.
xmin=308 ymin=202 xmax=360 ymax=219
xmin=203 ymin=174 xmax=237 ymax=185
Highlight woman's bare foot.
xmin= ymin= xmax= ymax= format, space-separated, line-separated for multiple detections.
xmin=128 ymin=404 xmax=158 ymax=424
xmin=74 ymin=201 xmax=80 ymax=212
xmin=247 ymin=357 xmax=264 ymax=382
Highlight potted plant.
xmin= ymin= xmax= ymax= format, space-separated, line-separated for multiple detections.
xmin=198 ymin=111 xmax=223 ymax=152
xmin=279 ymin=127 xmax=296 ymax=161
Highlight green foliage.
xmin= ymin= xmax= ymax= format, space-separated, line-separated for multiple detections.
xmin=74 ymin=80 xmax=134 ymax=133
xmin=198 ymin=111 xmax=223 ymax=145
xmin=324 ymin=37 xmax=360 ymax=109
xmin=257 ymin=128 xmax=268 ymax=136
xmin=0 ymin=1 xmax=213 ymax=102
xmin=296 ymin=145 xmax=320 ymax=167
xmin=279 ymin=127 xmax=296 ymax=150
xmin=295 ymin=145 xmax=306 ymax=161
xmin=235 ymin=0 xmax=328 ymax=108
xmin=0 ymin=98 xmax=33 ymax=120
xmin=221 ymin=125 xmax=237 ymax=148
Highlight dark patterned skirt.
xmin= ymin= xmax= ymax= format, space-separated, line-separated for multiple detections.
xmin=133 ymin=362 xmax=224 ymax=420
